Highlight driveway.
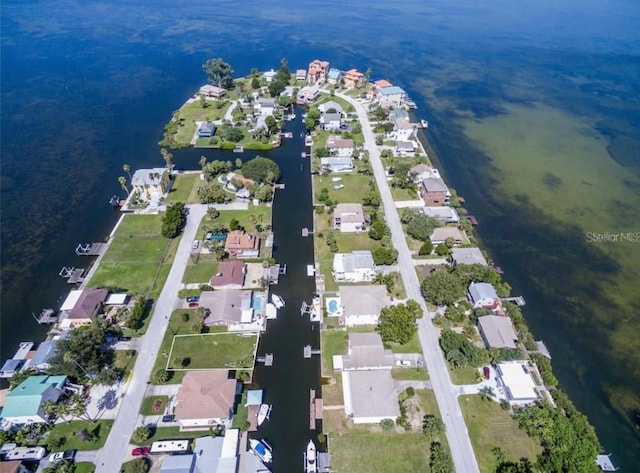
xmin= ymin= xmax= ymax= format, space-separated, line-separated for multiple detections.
xmin=337 ymin=92 xmax=480 ymax=473
xmin=94 ymin=204 xmax=208 ymax=472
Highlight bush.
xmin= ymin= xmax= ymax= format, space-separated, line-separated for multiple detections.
xmin=132 ymin=426 xmax=151 ymax=443
xmin=191 ymin=319 xmax=205 ymax=334
xmin=419 ymin=240 xmax=433 ymax=256
xmin=380 ymin=418 xmax=395 ymax=431
xmin=161 ymin=202 xmax=187 ymax=239
xmin=151 ymin=368 xmax=169 ymax=384
xmin=181 ymin=312 xmax=190 ymax=322
xmin=122 ymin=458 xmax=150 ymax=473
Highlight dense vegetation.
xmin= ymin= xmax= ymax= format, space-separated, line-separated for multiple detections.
xmin=161 ymin=202 xmax=187 ymax=238
xmin=377 ymin=300 xmax=422 ymax=344
xmin=241 ymin=156 xmax=281 ymax=183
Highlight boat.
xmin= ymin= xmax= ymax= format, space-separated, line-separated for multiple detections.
xmin=233 ymin=146 xmax=244 ymax=153
xmin=271 ymin=293 xmax=285 ymax=309
xmin=249 ymin=439 xmax=272 ymax=464
xmin=331 ymin=177 xmax=342 ymax=182
xmin=305 ymin=440 xmax=317 ymax=473
xmin=109 ymin=195 xmax=120 ymax=207
xmin=332 ymin=184 xmax=344 ymax=190
xmin=420 ymin=119 xmax=429 ymax=129
xmin=257 ymin=404 xmax=272 ymax=426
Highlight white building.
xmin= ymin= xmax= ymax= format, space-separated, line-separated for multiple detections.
xmin=332 ymin=251 xmax=376 ymax=282
xmin=377 ymin=86 xmax=406 ymax=108
xmin=343 ymin=370 xmax=400 ymax=424
xmin=339 ymin=285 xmax=390 ymax=326
xmin=254 ymin=98 xmax=276 ymax=116
xmin=262 ymin=69 xmax=277 ymax=82
xmin=422 ymin=206 xmax=460 ymax=224
xmin=496 ymin=361 xmax=539 ymax=405
xmin=333 ymin=203 xmax=366 ymax=233
xmin=320 ymin=157 xmax=353 ymax=173
xmin=451 ymin=247 xmax=488 ymax=266
xmin=468 ymin=282 xmax=500 ymax=309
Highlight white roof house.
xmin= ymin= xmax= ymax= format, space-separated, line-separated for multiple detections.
xmin=468 ymin=282 xmax=500 ymax=309
xmin=333 ymin=203 xmax=366 ymax=233
xmin=343 ymin=370 xmax=400 ymax=424
xmin=422 ymin=206 xmax=460 ymax=224
xmin=497 ymin=361 xmax=539 ymax=404
xmin=451 ymin=247 xmax=488 ymax=266
xmin=318 ymin=101 xmax=344 ymax=115
xmin=339 ymin=285 xmax=390 ymax=326
xmin=254 ymin=98 xmax=276 ymax=116
xmin=262 ymin=69 xmax=277 ymax=82
xmin=320 ymin=157 xmax=353 ymax=173
xmin=395 ymin=141 xmax=416 ymax=156
xmin=131 ymin=168 xmax=169 ymax=200
xmin=429 ymin=226 xmax=464 ymax=245
xmin=341 ymin=333 xmax=394 ymax=370
xmin=477 ymin=315 xmax=518 ymax=349
xmin=320 ymin=112 xmax=342 ymax=131
xmin=332 ymin=251 xmax=376 ymax=282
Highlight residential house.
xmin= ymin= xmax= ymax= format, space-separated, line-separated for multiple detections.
xmin=422 ymin=206 xmax=460 ymax=224
xmin=0 ymin=375 xmax=67 ymax=426
xmin=419 ymin=177 xmax=450 ymax=205
xmin=174 ymin=371 xmax=238 ymax=430
xmin=411 ymin=164 xmax=440 ymax=183
xmin=60 ymin=288 xmax=109 ymax=328
xmin=320 ymin=112 xmax=342 ymax=131
xmin=307 ymin=59 xmax=330 ymax=84
xmin=209 ymin=260 xmax=246 ymax=289
xmin=131 ymin=168 xmax=170 ymax=200
xmin=158 ymin=454 xmax=195 ymax=473
xmin=429 ymin=227 xmax=464 ymax=246
xmin=318 ymin=101 xmax=345 ymax=115
xmin=333 ymin=203 xmax=366 ymax=233
xmin=339 ymin=285 xmax=389 ymax=326
xmin=158 ymin=432 xmax=240 ymax=473
xmin=343 ymin=69 xmax=364 ymax=89
xmin=236 ymin=188 xmax=251 ymax=200
xmin=377 ymin=86 xmax=406 ymax=108
xmin=297 ymin=85 xmax=321 ymax=104
xmin=198 ymin=122 xmax=216 ymax=138
xmin=375 ymin=79 xmax=393 ymax=88
xmin=390 ymin=117 xmax=416 ymax=141
xmin=341 ymin=333 xmax=394 ymax=370
xmin=0 ymin=461 xmax=29 ymax=473
xmin=327 ymin=68 xmax=342 ymax=85
xmin=262 ymin=69 xmax=277 ymax=83
xmin=320 ymin=157 xmax=353 ymax=173
xmin=254 ymin=98 xmax=276 ymax=116
xmin=395 ymin=141 xmax=416 ymax=157
xmin=29 ymin=334 xmax=68 ymax=373
xmin=496 ymin=361 xmax=539 ymax=405
xmin=199 ymin=85 xmax=227 ymax=98
xmin=224 ymin=230 xmax=260 ymax=258
xmin=332 ymin=251 xmax=376 ymax=283
xmin=367 ymin=79 xmax=394 ymax=100
xmin=325 ymin=135 xmax=355 ymax=157
xmin=388 ymin=107 xmax=408 ymax=121
xmin=343 ymin=370 xmax=400 ymax=424
xmin=451 ymin=247 xmax=488 ymax=267
xmin=477 ymin=315 xmax=519 ymax=349
xmin=199 ymin=290 xmax=265 ymax=329
xmin=295 ymin=69 xmax=307 ymax=81
xmin=468 ymin=282 xmax=500 ymax=309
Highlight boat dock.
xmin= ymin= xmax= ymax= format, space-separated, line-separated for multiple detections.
xmin=303 ymin=345 xmax=321 ymax=358
xmin=301 ymin=227 xmax=313 ymax=237
xmin=265 ymin=232 xmax=275 ymax=248
xmin=527 ymin=340 xmax=552 ymax=359
xmin=301 ymin=301 xmax=312 ymax=316
xmin=501 ymin=296 xmax=526 ymax=306
xmin=59 ymin=266 xmax=85 ymax=284
xmin=309 ymin=389 xmax=323 ymax=429
xmin=274 ymin=183 xmax=285 ymax=190
xmin=463 ymin=215 xmax=479 ymax=225
xmin=256 ymin=353 xmax=274 ymax=367
xmin=75 ymin=242 xmax=107 ymax=256
xmin=34 ymin=308 xmax=57 ymax=324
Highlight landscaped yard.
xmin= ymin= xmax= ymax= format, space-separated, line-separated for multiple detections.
xmin=166 ymin=173 xmax=200 ymax=203
xmin=197 ymin=205 xmax=273 ymax=237
xmin=183 ymin=261 xmax=219 ymax=284
xmin=231 ymin=391 xmax=249 ymax=430
xmin=384 ymin=332 xmax=424 ymax=354
xmin=44 ymin=420 xmax=113 ymax=451
xmin=390 ymin=186 xmax=419 ymax=201
xmin=313 ymin=173 xmax=375 ymax=205
xmin=449 ymin=366 xmax=481 ymax=385
xmin=391 ymin=367 xmax=429 ymax=380
xmin=166 ymin=332 xmax=258 ymax=370
xmin=140 ymin=396 xmax=169 ymax=416
xmin=130 ymin=426 xmax=196 ymax=446
xmin=459 ymin=395 xmax=541 ymax=473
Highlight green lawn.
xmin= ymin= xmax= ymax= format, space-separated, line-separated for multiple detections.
xmin=44 ymin=421 xmax=113 ymax=451
xmin=321 ymin=330 xmax=348 ymax=376
xmin=459 ymin=395 xmax=541 ymax=473
xmin=231 ymin=391 xmax=249 ymax=430
xmin=388 ymin=272 xmax=407 ymax=299
xmin=75 ymin=463 xmax=96 ymax=473
xmin=450 ymin=366 xmax=481 ymax=385
xmin=322 ymin=375 xmax=345 ymax=407
xmin=329 ymin=432 xmax=431 ymax=473
xmin=166 ymin=174 xmax=200 ymax=203
xmin=384 ymin=333 xmax=424 ymax=354
xmin=115 ymin=214 xmax=164 ymax=235
xmin=140 ymin=396 xmax=169 ymax=416
xmin=317 ymin=95 xmax=355 ymax=113
xmin=170 ymin=100 xmax=231 ymax=145
xmin=167 ymin=332 xmax=258 ymax=370
xmin=183 ymin=262 xmax=219 ymax=284
xmin=391 ymin=367 xmax=429 ymax=380
xmin=314 ymin=174 xmax=376 ymax=205
xmin=131 ymin=426 xmax=196 ymax=446
xmin=197 ymin=206 xmax=273 ymax=237
xmin=102 ymin=236 xmax=169 ymax=263
xmin=390 ymin=186 xmax=418 ymax=201
xmin=115 ymin=349 xmax=138 ymax=377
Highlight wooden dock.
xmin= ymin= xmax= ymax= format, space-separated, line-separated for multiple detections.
xmin=310 ymin=389 xmax=316 ymax=429
xmin=303 ymin=345 xmax=321 ymax=358
xmin=59 ymin=266 xmax=85 ymax=284
xmin=75 ymin=242 xmax=107 ymax=256
xmin=274 ymin=183 xmax=285 ymax=190
xmin=34 ymin=308 xmax=57 ymax=324
xmin=501 ymin=296 xmax=526 ymax=306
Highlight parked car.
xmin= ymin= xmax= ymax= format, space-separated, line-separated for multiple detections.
xmin=192 ymin=240 xmax=200 ymax=250
xmin=188 ymin=302 xmax=199 ymax=308
xmin=396 ymin=360 xmax=411 ymax=367
xmin=49 ymin=450 xmax=75 ymax=463
xmin=132 ymin=447 xmax=151 ymax=456
xmin=118 ymin=336 xmax=132 ymax=342
xmin=186 ymin=296 xmax=199 ymax=303
xmin=483 ymin=366 xmax=491 ymax=379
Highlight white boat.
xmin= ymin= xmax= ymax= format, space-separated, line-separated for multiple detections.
xmin=305 ymin=440 xmax=317 ymax=473
xmin=249 ymin=438 xmax=272 ymax=464
xmin=331 ymin=177 xmax=342 ymax=182
xmin=271 ymin=293 xmax=285 ymax=309
xmin=233 ymin=146 xmax=244 ymax=153
xmin=332 ymin=184 xmax=344 ymax=190
xmin=257 ymin=404 xmax=272 ymax=426
xmin=420 ymin=119 xmax=429 ymax=129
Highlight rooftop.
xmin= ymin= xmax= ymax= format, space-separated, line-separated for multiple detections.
xmin=422 ymin=206 xmax=460 ymax=222
xmin=2 ymin=375 xmax=66 ymax=418
xmin=131 ymin=168 xmax=167 ymax=187
xmin=396 ymin=141 xmax=415 ymax=150
xmin=421 ymin=177 xmax=449 ymax=193
xmin=346 ymin=370 xmax=400 ymax=419
xmin=68 ymin=288 xmax=108 ymax=320
xmin=174 ymin=371 xmax=237 ymax=421
xmin=199 ymin=290 xmax=254 ymax=324
xmin=224 ymin=230 xmax=259 ymax=252
xmin=379 ymin=86 xmax=406 ymax=96
xmin=320 ymin=157 xmax=353 ymax=166
xmin=430 ymin=226 xmax=464 ymax=242
xmin=339 ymin=285 xmax=389 ymax=316
xmin=451 ymin=247 xmax=488 ymax=266
xmin=478 ymin=315 xmax=518 ymax=349
xmin=342 ymin=333 xmax=394 ymax=370
xmin=468 ymin=282 xmax=498 ymax=302
xmin=326 ymin=135 xmax=354 ymax=149
xmin=374 ymin=79 xmax=393 ymax=88
xmin=209 ymin=260 xmax=246 ymax=288
xmin=333 ymin=250 xmax=375 ymax=273
xmin=497 ymin=361 xmax=538 ymax=401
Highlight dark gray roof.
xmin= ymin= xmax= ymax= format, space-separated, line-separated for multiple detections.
xmin=342 ymin=333 xmax=394 ymax=370
xmin=468 ymin=282 xmax=498 ymax=303
xmin=348 ymin=370 xmax=401 ymax=419
xmin=477 ymin=315 xmax=518 ymax=349
xmin=421 ymin=177 xmax=448 ymax=192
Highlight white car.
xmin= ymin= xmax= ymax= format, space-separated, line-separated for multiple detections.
xmin=49 ymin=450 xmax=75 ymax=463
xmin=192 ymin=240 xmax=200 ymax=250
xmin=396 ymin=360 xmax=411 ymax=367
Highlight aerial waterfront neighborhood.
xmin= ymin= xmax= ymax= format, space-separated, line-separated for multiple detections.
xmin=0 ymin=57 xmax=611 ymax=473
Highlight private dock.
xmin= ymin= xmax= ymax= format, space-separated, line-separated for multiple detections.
xmin=75 ymin=242 xmax=107 ymax=256
xmin=265 ymin=232 xmax=275 ymax=248
xmin=501 ymin=296 xmax=526 ymax=306
xmin=301 ymin=227 xmax=313 ymax=237
xmin=274 ymin=183 xmax=285 ymax=190
xmin=301 ymin=152 xmax=307 ymax=158
xmin=33 ymin=308 xmax=57 ymax=325
xmin=256 ymin=353 xmax=274 ymax=366
xmin=309 ymin=389 xmax=323 ymax=429
xmin=267 ymin=265 xmax=281 ymax=285
xmin=59 ymin=266 xmax=85 ymax=284
xmin=301 ymin=301 xmax=312 ymax=316
xmin=303 ymin=345 xmax=321 ymax=358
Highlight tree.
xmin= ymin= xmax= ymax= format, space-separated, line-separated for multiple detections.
xmin=44 ymin=460 xmax=76 ymax=473
xmin=132 ymin=426 xmax=151 ymax=443
xmin=191 ymin=319 xmax=205 ymax=334
xmin=421 ymin=269 xmax=465 ymax=306
xmin=241 ymin=157 xmax=281 ymax=183
xmin=251 ymin=76 xmax=260 ymax=89
xmin=435 ymin=243 xmax=450 ymax=256
xmin=422 ymin=414 xmax=445 ymax=439
xmin=9 ymin=369 xmax=34 ymax=389
xmin=254 ymin=184 xmax=273 ymax=202
xmin=268 ymin=79 xmax=286 ymax=98
xmin=377 ymin=303 xmax=418 ymax=344
xmin=439 ymin=329 xmax=489 ymax=368
xmin=429 ymin=442 xmax=454 ymax=473
xmin=234 ymin=158 xmax=243 ymax=169
xmin=160 ymin=148 xmax=174 ymax=170
xmin=207 ymin=206 xmax=220 ymax=219
xmin=380 ymin=418 xmax=395 ymax=431
xmin=202 ymin=58 xmax=234 ymax=89
xmin=419 ymin=240 xmax=433 ymax=256
xmin=161 ymin=202 xmax=187 ymax=238
xmin=368 ymin=220 xmax=387 ymax=240
xmin=444 ymin=305 xmax=465 ymax=323
xmin=229 ymin=218 xmax=241 ymax=231
xmin=222 ymin=126 xmax=244 ymax=142
xmin=277 ymin=57 xmax=290 ymax=82
xmin=375 ymin=135 xmax=383 ymax=145
xmin=126 ymin=296 xmax=147 ymax=330
xmin=406 ymin=214 xmax=439 ymax=241
xmin=372 ymin=247 xmax=398 ymax=265
xmin=265 ymin=115 xmax=278 ymax=134
xmin=118 ymin=176 xmax=129 ymax=193
xmin=123 ymin=163 xmax=132 ymax=181
xmin=198 ymin=182 xmax=229 ymax=204
xmin=122 ymin=458 xmax=151 ymax=473
xmin=152 ymin=368 xmax=169 ymax=384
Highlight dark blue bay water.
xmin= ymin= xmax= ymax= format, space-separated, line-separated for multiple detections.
xmin=2 ymin=0 xmax=639 ymax=470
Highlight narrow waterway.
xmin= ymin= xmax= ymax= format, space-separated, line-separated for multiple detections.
xmin=251 ymin=110 xmax=321 ymax=472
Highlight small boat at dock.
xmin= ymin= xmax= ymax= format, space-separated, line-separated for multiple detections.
xmin=271 ymin=293 xmax=285 ymax=309
xmin=305 ymin=440 xmax=317 ymax=473
xmin=257 ymin=404 xmax=272 ymax=426
xmin=332 ymin=184 xmax=344 ymax=190
xmin=109 ymin=195 xmax=121 ymax=207
xmin=331 ymin=177 xmax=342 ymax=182
xmin=420 ymin=119 xmax=429 ymax=129
xmin=233 ymin=146 xmax=245 ymax=153
xmin=249 ymin=438 xmax=272 ymax=464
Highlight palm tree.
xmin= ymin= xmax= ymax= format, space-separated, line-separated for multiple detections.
xmin=199 ymin=156 xmax=207 ymax=169
xmin=478 ymin=386 xmax=495 ymax=402
xmin=118 ymin=176 xmax=129 ymax=193
xmin=123 ymin=164 xmax=132 ymax=181
xmin=161 ymin=148 xmax=174 ymax=171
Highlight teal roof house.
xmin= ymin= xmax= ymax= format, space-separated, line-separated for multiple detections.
xmin=0 ymin=375 xmax=67 ymax=426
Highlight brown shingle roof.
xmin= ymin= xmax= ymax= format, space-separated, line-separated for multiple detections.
xmin=209 ymin=260 xmax=246 ymax=288
xmin=174 ymin=371 xmax=237 ymax=421
xmin=224 ymin=231 xmax=259 ymax=252
xmin=68 ymin=288 xmax=108 ymax=320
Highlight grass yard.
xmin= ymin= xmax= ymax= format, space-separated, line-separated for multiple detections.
xmin=75 ymin=463 xmax=95 ymax=473
xmin=390 ymin=186 xmax=419 ymax=201
xmin=115 ymin=214 xmax=164 ymax=235
xmin=140 ymin=396 xmax=169 ymax=416
xmin=317 ymin=95 xmax=355 ymax=113
xmin=314 ymin=174 xmax=375 ymax=205
xmin=318 ymin=260 xmax=337 ymax=292
xmin=329 ymin=432 xmax=431 ymax=473
xmin=167 ymin=332 xmax=258 ymax=370
xmin=384 ymin=333 xmax=424 ymax=354
xmin=449 ymin=366 xmax=481 ymax=385
xmin=197 ymin=206 xmax=273 ymax=237
xmin=321 ymin=330 xmax=348 ymax=375
xmin=115 ymin=349 xmax=138 ymax=377
xmin=183 ymin=262 xmax=219 ymax=284
xmin=166 ymin=173 xmax=200 ymax=203
xmin=322 ymin=376 xmax=344 ymax=407
xmin=391 ymin=367 xmax=429 ymax=381
xmin=44 ymin=421 xmax=113 ymax=451
xmin=102 ymin=236 xmax=169 ymax=263
xmin=388 ymin=272 xmax=407 ymax=299
xmin=131 ymin=426 xmax=196 ymax=446
xmin=231 ymin=391 xmax=249 ymax=430
xmin=459 ymin=395 xmax=541 ymax=473
xmin=170 ymin=100 xmax=231 ymax=145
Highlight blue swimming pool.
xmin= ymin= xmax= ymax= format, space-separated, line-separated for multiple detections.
xmin=252 ymin=296 xmax=263 ymax=310
xmin=328 ymin=299 xmax=339 ymax=313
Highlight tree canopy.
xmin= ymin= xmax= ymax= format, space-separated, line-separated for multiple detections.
xmin=439 ymin=328 xmax=488 ymax=368
xmin=377 ymin=302 xmax=419 ymax=344
xmin=372 ymin=246 xmax=398 ymax=265
xmin=421 ymin=269 xmax=465 ymax=306
xmin=161 ymin=202 xmax=187 ymax=238
xmin=241 ymin=156 xmax=280 ymax=183
xmin=202 ymin=58 xmax=234 ymax=89
xmin=406 ymin=214 xmax=439 ymax=241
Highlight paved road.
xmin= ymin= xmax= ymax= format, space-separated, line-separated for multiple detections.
xmin=339 ymin=93 xmax=480 ymax=473
xmin=94 ymin=205 xmax=207 ymax=473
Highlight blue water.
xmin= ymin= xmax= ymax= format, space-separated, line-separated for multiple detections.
xmin=251 ymin=296 xmax=263 ymax=311
xmin=2 ymin=0 xmax=639 ymax=470
xmin=328 ymin=300 xmax=339 ymax=314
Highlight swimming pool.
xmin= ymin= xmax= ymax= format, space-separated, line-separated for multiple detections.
xmin=326 ymin=297 xmax=341 ymax=315
xmin=328 ymin=300 xmax=338 ymax=313
xmin=252 ymin=296 xmax=263 ymax=310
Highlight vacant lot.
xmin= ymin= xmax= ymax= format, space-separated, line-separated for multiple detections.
xmin=183 ymin=262 xmax=219 ymax=284
xmin=44 ymin=420 xmax=113 ymax=451
xmin=197 ymin=206 xmax=273 ymax=237
xmin=460 ymin=395 xmax=541 ymax=473
xmin=166 ymin=173 xmax=200 ymax=203
xmin=314 ymin=173 xmax=375 ymax=205
xmin=167 ymin=332 xmax=258 ymax=370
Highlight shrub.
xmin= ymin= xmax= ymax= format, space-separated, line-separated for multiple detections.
xmin=132 ymin=426 xmax=151 ymax=443
xmin=380 ymin=418 xmax=395 ymax=431
xmin=181 ymin=312 xmax=190 ymax=322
